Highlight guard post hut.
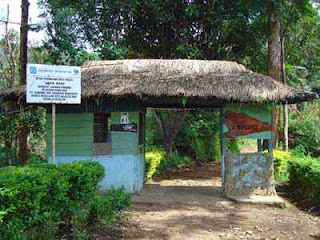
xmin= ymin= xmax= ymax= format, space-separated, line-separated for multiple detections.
xmin=0 ymin=59 xmax=317 ymax=197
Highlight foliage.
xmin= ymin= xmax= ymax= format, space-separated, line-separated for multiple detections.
xmin=289 ymin=101 xmax=320 ymax=157
xmin=145 ymin=148 xmax=165 ymax=180
xmin=288 ymin=153 xmax=320 ymax=204
xmin=0 ymin=113 xmax=19 ymax=166
xmin=0 ymin=107 xmax=47 ymax=167
xmin=160 ymin=151 xmax=192 ymax=174
xmin=145 ymin=148 xmax=191 ymax=179
xmin=37 ymin=0 xmax=266 ymax=69
xmin=25 ymin=108 xmax=47 ymax=160
xmin=0 ymin=161 xmax=131 ymax=239
xmin=0 ymin=29 xmax=49 ymax=167
xmin=175 ymin=110 xmax=221 ymax=164
xmin=87 ymin=188 xmax=131 ymax=225
xmin=226 ymin=139 xmax=241 ymax=154
xmin=273 ymin=149 xmax=292 ymax=182
xmin=284 ymin=6 xmax=320 ymax=89
xmin=0 ymin=29 xmax=20 ymax=88
xmin=146 ymin=109 xmax=242 ymax=167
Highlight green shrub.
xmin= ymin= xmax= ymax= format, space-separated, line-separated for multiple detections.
xmin=145 ymin=148 xmax=192 ymax=179
xmin=145 ymin=148 xmax=165 ymax=180
xmin=227 ymin=139 xmax=241 ymax=153
xmin=290 ymin=101 xmax=320 ymax=157
xmin=0 ymin=160 xmax=130 ymax=239
xmin=273 ymin=149 xmax=292 ymax=182
xmin=160 ymin=152 xmax=192 ymax=172
xmin=87 ymin=188 xmax=131 ymax=225
xmin=288 ymin=154 xmax=320 ymax=204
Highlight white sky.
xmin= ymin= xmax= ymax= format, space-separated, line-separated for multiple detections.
xmin=0 ymin=0 xmax=45 ymax=44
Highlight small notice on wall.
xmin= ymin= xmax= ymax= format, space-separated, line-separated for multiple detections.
xmin=26 ymin=64 xmax=81 ymax=104
xmin=120 ymin=112 xmax=129 ymax=124
xmin=223 ymin=105 xmax=272 ymax=139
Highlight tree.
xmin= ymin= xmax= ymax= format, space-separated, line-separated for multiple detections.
xmin=268 ymin=12 xmax=282 ymax=148
xmin=261 ymin=0 xmax=313 ymax=148
xmin=152 ymin=109 xmax=188 ymax=156
xmin=38 ymin=0 xmax=270 ymax=66
xmin=0 ymin=4 xmax=19 ymax=88
xmin=17 ymin=0 xmax=30 ymax=166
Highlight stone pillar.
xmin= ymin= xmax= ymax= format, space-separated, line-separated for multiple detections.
xmin=224 ymin=153 xmax=276 ymax=196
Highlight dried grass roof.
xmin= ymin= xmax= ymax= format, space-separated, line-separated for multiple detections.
xmin=0 ymin=59 xmax=317 ymax=104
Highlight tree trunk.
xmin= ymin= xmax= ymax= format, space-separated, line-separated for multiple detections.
xmin=17 ymin=120 xmax=28 ymax=166
xmin=17 ymin=0 xmax=29 ymax=166
xmin=152 ymin=109 xmax=187 ymax=156
xmin=281 ymin=37 xmax=289 ymax=151
xmin=20 ymin=0 xmax=29 ymax=86
xmin=4 ymin=138 xmax=12 ymax=166
xmin=267 ymin=13 xmax=281 ymax=148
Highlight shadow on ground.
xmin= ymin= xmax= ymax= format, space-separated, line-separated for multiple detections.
xmin=94 ymin=162 xmax=320 ymax=240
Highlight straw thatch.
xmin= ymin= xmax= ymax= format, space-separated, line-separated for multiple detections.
xmin=0 ymin=59 xmax=317 ymax=104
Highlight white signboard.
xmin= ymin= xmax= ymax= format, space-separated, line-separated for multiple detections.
xmin=26 ymin=64 xmax=81 ymax=104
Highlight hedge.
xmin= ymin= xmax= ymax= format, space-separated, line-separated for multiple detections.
xmin=288 ymin=154 xmax=320 ymax=204
xmin=273 ymin=149 xmax=292 ymax=182
xmin=145 ymin=148 xmax=191 ymax=180
xmin=0 ymin=161 xmax=130 ymax=239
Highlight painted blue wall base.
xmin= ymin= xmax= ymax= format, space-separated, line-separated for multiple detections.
xmin=48 ymin=155 xmax=145 ymax=193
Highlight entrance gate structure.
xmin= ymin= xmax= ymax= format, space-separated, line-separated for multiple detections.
xmin=0 ymin=59 xmax=317 ymax=198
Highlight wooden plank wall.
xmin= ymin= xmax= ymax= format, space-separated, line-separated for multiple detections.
xmin=47 ymin=111 xmax=141 ymax=157
xmin=110 ymin=112 xmax=139 ymax=155
xmin=47 ymin=113 xmax=93 ymax=156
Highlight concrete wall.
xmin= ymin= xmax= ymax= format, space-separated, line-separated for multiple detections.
xmin=51 ymin=155 xmax=144 ymax=192
xmin=224 ymin=153 xmax=276 ymax=196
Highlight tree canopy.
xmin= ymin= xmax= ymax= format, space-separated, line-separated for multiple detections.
xmin=38 ymin=0 xmax=319 ymax=87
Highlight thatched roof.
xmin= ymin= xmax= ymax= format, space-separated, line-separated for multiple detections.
xmin=0 ymin=59 xmax=317 ymax=104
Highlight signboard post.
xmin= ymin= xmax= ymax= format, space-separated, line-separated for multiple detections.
xmin=26 ymin=64 xmax=81 ymax=163
xmin=52 ymin=103 xmax=56 ymax=163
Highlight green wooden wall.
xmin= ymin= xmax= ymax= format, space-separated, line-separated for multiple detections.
xmin=111 ymin=132 xmax=138 ymax=155
xmin=110 ymin=112 xmax=139 ymax=155
xmin=47 ymin=111 xmax=140 ymax=157
xmin=47 ymin=113 xmax=93 ymax=156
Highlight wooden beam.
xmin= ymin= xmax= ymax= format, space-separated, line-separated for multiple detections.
xmin=257 ymin=139 xmax=263 ymax=153
xmin=220 ymin=107 xmax=226 ymax=183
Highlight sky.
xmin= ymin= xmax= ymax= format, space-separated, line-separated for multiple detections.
xmin=0 ymin=0 xmax=45 ymax=43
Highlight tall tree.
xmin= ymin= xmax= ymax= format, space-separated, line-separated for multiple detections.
xmin=153 ymin=109 xmax=188 ymax=156
xmin=17 ymin=0 xmax=29 ymax=166
xmin=268 ymin=11 xmax=281 ymax=147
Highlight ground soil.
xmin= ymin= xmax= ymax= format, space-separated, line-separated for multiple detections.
xmin=96 ymin=163 xmax=320 ymax=240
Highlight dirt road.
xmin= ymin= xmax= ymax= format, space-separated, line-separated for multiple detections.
xmin=100 ymin=163 xmax=320 ymax=240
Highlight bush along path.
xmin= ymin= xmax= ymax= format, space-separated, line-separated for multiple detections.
xmin=0 ymin=161 xmax=131 ymax=239
xmin=102 ymin=162 xmax=320 ymax=240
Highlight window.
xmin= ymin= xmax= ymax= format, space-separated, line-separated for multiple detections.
xmin=93 ymin=113 xmax=111 ymax=155
xmin=94 ymin=113 xmax=110 ymax=143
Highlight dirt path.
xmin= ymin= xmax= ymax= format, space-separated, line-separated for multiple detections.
xmin=100 ymin=163 xmax=320 ymax=240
